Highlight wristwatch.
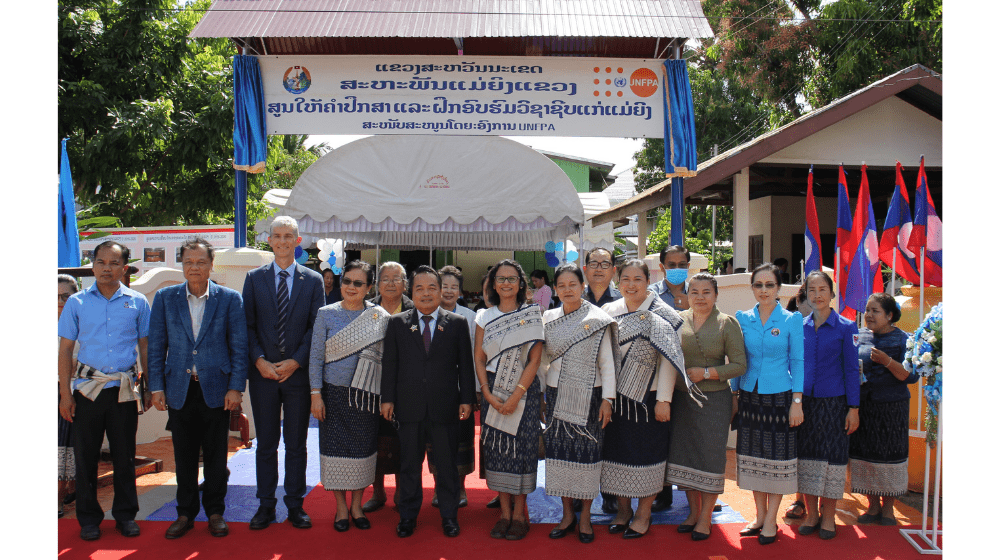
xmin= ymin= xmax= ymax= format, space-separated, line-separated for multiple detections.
xmin=793 ymin=397 xmax=802 ymax=404
xmin=703 ymin=367 xmax=710 ymax=381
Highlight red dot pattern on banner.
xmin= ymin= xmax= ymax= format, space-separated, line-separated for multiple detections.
xmin=593 ymin=65 xmax=630 ymax=97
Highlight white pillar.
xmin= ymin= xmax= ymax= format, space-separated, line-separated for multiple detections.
xmin=637 ymin=213 xmax=649 ymax=259
xmin=733 ymin=167 xmax=750 ymax=270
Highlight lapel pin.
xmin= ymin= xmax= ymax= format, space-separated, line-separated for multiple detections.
xmin=583 ymin=324 xmax=591 ymax=330
xmin=519 ymin=320 xmax=525 ymax=325
xmin=437 ymin=325 xmax=444 ymax=332
xmin=373 ymin=313 xmax=379 ymax=319
xmin=410 ymin=325 xmax=418 ymax=332
xmin=640 ymin=314 xmax=646 ymax=319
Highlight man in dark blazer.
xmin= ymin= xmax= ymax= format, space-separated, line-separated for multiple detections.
xmin=148 ymin=238 xmax=248 ymax=539
xmin=242 ymin=216 xmax=324 ymax=530
xmin=381 ymin=265 xmax=475 ymax=538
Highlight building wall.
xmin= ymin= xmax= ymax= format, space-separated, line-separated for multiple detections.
xmin=749 ymin=197 xmax=772 ymax=263
xmin=551 ymin=158 xmax=590 ymax=193
xmin=769 ymin=196 xmax=839 ymax=264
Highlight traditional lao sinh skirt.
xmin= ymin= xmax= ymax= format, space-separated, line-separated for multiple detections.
xmin=797 ymin=395 xmax=849 ymax=499
xmin=735 ymin=389 xmax=798 ymax=495
xmin=849 ymin=399 xmax=910 ymax=497
xmin=319 ymin=385 xmax=379 ymax=490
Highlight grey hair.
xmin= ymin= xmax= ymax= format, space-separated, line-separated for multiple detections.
xmin=269 ymin=216 xmax=300 ymax=238
xmin=58 ymin=274 xmax=79 ymax=294
xmin=377 ymin=261 xmax=408 ymax=290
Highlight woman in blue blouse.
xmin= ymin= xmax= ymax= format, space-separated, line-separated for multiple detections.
xmin=849 ymin=293 xmax=916 ymax=526
xmin=797 ymin=271 xmax=860 ymax=540
xmin=731 ymin=264 xmax=803 ymax=545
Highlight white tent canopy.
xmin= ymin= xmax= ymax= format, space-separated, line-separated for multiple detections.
xmin=257 ymin=135 xmax=585 ymax=251
xmin=578 ymin=192 xmax=616 ymax=252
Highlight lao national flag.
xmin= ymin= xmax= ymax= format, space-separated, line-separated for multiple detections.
xmin=907 ymin=156 xmax=943 ymax=286
xmin=835 ymin=165 xmax=854 ymax=310
xmin=804 ymin=165 xmax=822 ymax=275
xmin=878 ymin=162 xmax=920 ymax=284
xmin=843 ymin=165 xmax=883 ymax=320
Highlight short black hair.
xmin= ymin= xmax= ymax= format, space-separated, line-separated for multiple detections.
xmin=868 ymin=292 xmax=901 ymax=323
xmin=689 ymin=272 xmax=718 ymax=294
xmin=439 ymin=265 xmax=463 ymax=289
xmin=322 ymin=268 xmax=336 ymax=279
xmin=342 ymin=259 xmax=375 ymax=286
xmin=179 ymin=237 xmax=215 ymax=262
xmin=553 ymin=262 xmax=584 ymax=285
xmin=773 ymin=257 xmax=789 ymax=268
xmin=751 ymin=262 xmax=782 ymax=288
xmin=584 ymin=248 xmax=613 ymax=264
xmin=412 ymin=264 xmax=442 ymax=287
xmin=618 ymin=258 xmax=650 ymax=281
xmin=94 ymin=240 xmax=130 ymax=262
xmin=530 ymin=269 xmax=549 ymax=285
xmin=487 ymin=259 xmax=528 ymax=306
xmin=660 ymin=245 xmax=690 ymax=264
xmin=805 ymin=270 xmax=835 ymax=295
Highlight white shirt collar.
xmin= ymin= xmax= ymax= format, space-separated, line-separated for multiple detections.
xmin=186 ymin=282 xmax=210 ymax=300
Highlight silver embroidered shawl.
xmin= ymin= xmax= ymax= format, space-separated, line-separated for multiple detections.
xmin=543 ymin=300 xmax=620 ymax=441
xmin=481 ymin=304 xmax=544 ymax=441
xmin=324 ymin=302 xmax=391 ymax=412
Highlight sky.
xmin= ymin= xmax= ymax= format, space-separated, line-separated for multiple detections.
xmin=307 ymin=135 xmax=645 ymax=176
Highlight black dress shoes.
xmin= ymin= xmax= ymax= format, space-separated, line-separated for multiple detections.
xmin=442 ymin=518 xmax=460 ymax=537
xmin=601 ymin=493 xmax=618 ymax=514
xmin=758 ymin=532 xmax=778 ymax=545
xmin=397 ymin=518 xmax=416 ymax=538
xmin=548 ymin=516 xmax=577 ymax=539
xmin=578 ymin=527 xmax=595 ymax=543
xmin=486 ymin=495 xmax=501 ymax=508
xmin=622 ymin=526 xmax=646 ymax=539
xmin=458 ymin=496 xmax=469 ymax=508
xmin=116 ymin=520 xmax=141 ymax=537
xmin=739 ymin=525 xmax=762 ymax=536
xmin=362 ymin=497 xmax=386 ymax=513
xmin=165 ymin=516 xmax=194 ymax=539
xmin=334 ymin=518 xmax=350 ymax=532
xmin=287 ymin=507 xmax=312 ymax=529
xmin=676 ymin=523 xmax=695 ymax=533
xmin=352 ymin=516 xmax=371 ymax=530
xmin=80 ymin=525 xmax=101 ymax=541
xmin=650 ymin=488 xmax=673 ymax=512
xmin=571 ymin=498 xmax=583 ymax=512
xmin=249 ymin=506 xmax=276 ymax=530
xmin=691 ymin=529 xmax=711 ymax=541
xmin=208 ymin=514 xmax=229 ymax=537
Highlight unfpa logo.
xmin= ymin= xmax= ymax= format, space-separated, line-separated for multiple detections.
xmin=629 ymin=68 xmax=658 ymax=97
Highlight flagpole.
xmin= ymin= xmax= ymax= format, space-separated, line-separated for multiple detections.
xmin=890 ymin=247 xmax=897 ymax=294
xmin=799 ymin=259 xmax=804 ymax=284
xmin=919 ymin=247 xmax=926 ymax=322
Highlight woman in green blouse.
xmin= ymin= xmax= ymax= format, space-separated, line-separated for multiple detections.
xmin=667 ymin=273 xmax=747 ymax=541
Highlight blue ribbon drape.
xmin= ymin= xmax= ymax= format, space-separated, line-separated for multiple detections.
xmin=661 ymin=60 xmax=698 ymax=246
xmin=58 ymin=138 xmax=81 ymax=267
xmin=232 ymin=55 xmax=268 ymax=247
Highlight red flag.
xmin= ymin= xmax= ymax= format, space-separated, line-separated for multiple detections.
xmin=878 ymin=162 xmax=920 ymax=284
xmin=835 ymin=165 xmax=854 ymax=310
xmin=843 ymin=165 xmax=883 ymax=320
xmin=907 ymin=157 xmax=942 ymax=286
xmin=804 ymin=165 xmax=822 ymax=275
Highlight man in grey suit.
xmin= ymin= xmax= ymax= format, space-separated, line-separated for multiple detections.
xmin=242 ymin=216 xmax=325 ymax=530
xmin=148 ymin=238 xmax=248 ymax=539
xmin=381 ymin=265 xmax=476 ymax=539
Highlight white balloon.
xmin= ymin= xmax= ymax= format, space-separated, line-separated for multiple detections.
xmin=319 ymin=261 xmax=331 ymax=270
xmin=555 ymin=250 xmax=565 ymax=259
xmin=318 ymin=251 xmax=331 ymax=262
xmin=316 ymin=239 xmax=329 ymax=252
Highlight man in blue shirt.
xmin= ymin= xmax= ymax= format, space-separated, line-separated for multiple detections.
xmin=650 ymin=245 xmax=690 ymax=311
xmin=58 ymin=240 xmax=150 ymax=541
xmin=583 ymin=248 xmax=621 ymax=307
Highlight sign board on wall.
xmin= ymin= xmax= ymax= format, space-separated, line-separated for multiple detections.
xmin=259 ymin=56 xmax=664 ymax=138
xmin=80 ymin=226 xmax=234 ymax=277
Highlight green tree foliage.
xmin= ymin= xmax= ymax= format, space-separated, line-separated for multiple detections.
xmin=646 ymin=206 xmax=733 ymax=273
xmin=59 ymin=0 xmax=239 ymax=228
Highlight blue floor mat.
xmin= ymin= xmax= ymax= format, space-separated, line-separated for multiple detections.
xmin=525 ymin=459 xmax=745 ymax=525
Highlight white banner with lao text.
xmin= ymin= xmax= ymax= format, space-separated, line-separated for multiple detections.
xmin=259 ymin=55 xmax=664 ymax=137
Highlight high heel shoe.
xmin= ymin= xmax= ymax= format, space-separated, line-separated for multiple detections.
xmin=676 ymin=523 xmax=695 ymax=533
xmin=622 ymin=524 xmax=647 ymax=539
xmin=758 ymin=532 xmax=778 ymax=545
xmin=609 ymin=514 xmax=633 ymax=535
xmin=798 ymin=518 xmax=821 ymax=536
xmin=549 ymin=516 xmax=577 ymax=539
xmin=739 ymin=525 xmax=762 ymax=536
xmin=691 ymin=529 xmax=711 ymax=541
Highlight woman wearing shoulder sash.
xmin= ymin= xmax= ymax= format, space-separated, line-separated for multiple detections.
xmin=474 ymin=259 xmax=545 ymax=541
xmin=669 ymin=272 xmax=747 ymax=541
xmin=308 ymin=260 xmax=391 ymax=532
xmin=541 ymin=263 xmax=618 ymax=544
xmin=601 ymin=259 xmax=696 ymax=539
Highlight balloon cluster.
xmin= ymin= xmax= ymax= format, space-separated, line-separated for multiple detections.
xmin=544 ymin=240 xmax=579 ymax=267
xmin=294 ymin=246 xmax=308 ymax=265
xmin=317 ymin=239 xmax=345 ymax=274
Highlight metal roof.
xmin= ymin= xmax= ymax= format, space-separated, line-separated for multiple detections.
xmin=191 ymin=1 xmax=714 ymax=52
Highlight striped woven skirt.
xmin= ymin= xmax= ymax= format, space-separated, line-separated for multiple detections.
xmin=543 ymin=386 xmax=604 ymax=500
xmin=58 ymin=386 xmax=75 ymax=482
xmin=735 ymin=389 xmax=797 ymax=494
xmin=481 ymin=372 xmax=541 ymax=495
xmin=666 ymin=389 xmax=732 ymax=494
xmin=849 ymin=398 xmax=910 ymax=497
xmin=797 ymin=395 xmax=849 ymax=500
xmin=319 ymin=385 xmax=379 ymax=491
xmin=601 ymin=389 xmax=670 ymax=498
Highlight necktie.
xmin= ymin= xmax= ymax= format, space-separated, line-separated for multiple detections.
xmin=422 ymin=315 xmax=433 ymax=353
xmin=276 ymin=270 xmax=289 ymax=354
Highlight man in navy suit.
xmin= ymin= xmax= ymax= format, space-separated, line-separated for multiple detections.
xmin=148 ymin=238 xmax=248 ymax=539
xmin=381 ymin=266 xmax=476 ymax=538
xmin=242 ymin=216 xmax=325 ymax=530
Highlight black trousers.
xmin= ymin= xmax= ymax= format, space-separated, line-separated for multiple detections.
xmin=248 ymin=371 xmax=311 ymax=509
xmin=397 ymin=419 xmax=460 ymax=520
xmin=73 ymin=388 xmax=138 ymax=527
xmin=168 ymin=379 xmax=230 ymax=519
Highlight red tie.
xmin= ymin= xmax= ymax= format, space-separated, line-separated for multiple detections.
xmin=422 ymin=315 xmax=433 ymax=352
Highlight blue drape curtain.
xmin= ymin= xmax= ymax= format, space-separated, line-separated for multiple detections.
xmin=233 ymin=55 xmax=268 ymax=247
xmin=661 ymin=60 xmax=698 ymax=246
xmin=58 ymin=138 xmax=81 ymax=267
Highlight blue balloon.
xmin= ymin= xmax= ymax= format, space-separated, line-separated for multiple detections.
xmin=566 ymin=250 xmax=579 ymax=261
xmin=332 ymin=266 xmax=343 ymax=275
xmin=555 ymin=242 xmax=564 ymax=252
xmin=545 ymin=241 xmax=556 ymax=252
xmin=295 ymin=251 xmax=308 ymax=264
xmin=545 ymin=254 xmax=560 ymax=267
xmin=294 ymin=246 xmax=303 ymax=258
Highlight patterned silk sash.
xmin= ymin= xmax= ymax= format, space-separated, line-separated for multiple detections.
xmin=324 ymin=302 xmax=391 ymax=412
xmin=543 ymin=301 xmax=620 ymax=440
xmin=481 ymin=304 xmax=544 ymax=438
xmin=616 ymin=296 xmax=703 ymax=417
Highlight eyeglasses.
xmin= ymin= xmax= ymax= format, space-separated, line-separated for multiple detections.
xmin=380 ymin=277 xmax=403 ymax=285
xmin=58 ymin=293 xmax=72 ymax=302
xmin=495 ymin=276 xmax=520 ymax=284
xmin=752 ymin=282 xmax=777 ymax=290
xmin=664 ymin=262 xmax=690 ymax=269
xmin=343 ymin=279 xmax=368 ymax=288
xmin=587 ymin=261 xmax=613 ymax=270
